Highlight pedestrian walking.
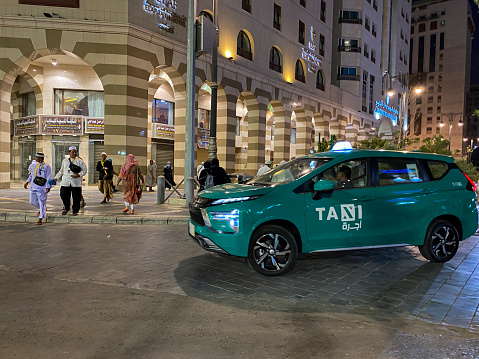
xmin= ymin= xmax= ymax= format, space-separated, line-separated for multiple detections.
xmin=96 ymin=152 xmax=115 ymax=203
xmin=196 ymin=162 xmax=204 ymax=180
xmin=211 ymin=158 xmax=231 ymax=185
xmin=257 ymin=160 xmax=272 ymax=176
xmin=198 ymin=161 xmax=213 ymax=192
xmin=164 ymin=161 xmax=176 ymax=189
xmin=52 ymin=146 xmax=87 ymax=216
xmin=24 ymin=153 xmax=52 ymax=225
xmin=145 ymin=159 xmax=157 ymax=192
xmin=117 ymin=154 xmax=144 ymax=214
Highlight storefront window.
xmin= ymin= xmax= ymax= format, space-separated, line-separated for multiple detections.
xmin=54 ymin=89 xmax=104 ymax=117
xmin=152 ymin=99 xmax=174 ymax=124
xmin=22 ymin=92 xmax=36 ymax=117
xmin=198 ymin=109 xmax=210 ymax=148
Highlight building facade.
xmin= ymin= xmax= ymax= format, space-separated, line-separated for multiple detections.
xmin=1 ymin=0 xmax=411 ymax=188
xmin=408 ymin=0 xmax=474 ymax=153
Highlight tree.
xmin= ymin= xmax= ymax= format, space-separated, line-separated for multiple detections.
xmin=355 ymin=137 xmax=397 ymax=150
xmin=417 ymin=135 xmax=451 ymax=155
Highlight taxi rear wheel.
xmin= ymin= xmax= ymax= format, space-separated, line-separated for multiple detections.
xmin=418 ymin=220 xmax=459 ymax=263
xmin=247 ymin=225 xmax=298 ymax=276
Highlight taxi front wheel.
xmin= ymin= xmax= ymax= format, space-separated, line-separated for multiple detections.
xmin=418 ymin=220 xmax=459 ymax=263
xmin=248 ymin=225 xmax=298 ymax=276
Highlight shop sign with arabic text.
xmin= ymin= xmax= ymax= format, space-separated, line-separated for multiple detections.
xmin=14 ymin=116 xmax=40 ymax=136
xmin=85 ymin=117 xmax=104 ymax=133
xmin=41 ymin=115 xmax=83 ymax=135
xmin=154 ymin=123 xmax=175 ymax=139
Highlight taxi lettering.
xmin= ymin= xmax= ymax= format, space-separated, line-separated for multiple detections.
xmin=316 ymin=204 xmax=363 ymax=221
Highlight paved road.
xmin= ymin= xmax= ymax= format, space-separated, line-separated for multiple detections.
xmin=0 ymin=223 xmax=478 ymax=358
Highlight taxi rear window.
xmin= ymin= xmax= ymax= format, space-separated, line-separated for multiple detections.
xmin=426 ymin=160 xmax=449 ymax=180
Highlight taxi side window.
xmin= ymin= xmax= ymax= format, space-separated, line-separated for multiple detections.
xmin=377 ymin=158 xmax=423 ymax=186
xmin=426 ymin=160 xmax=449 ymax=180
xmin=316 ymin=159 xmax=369 ymax=190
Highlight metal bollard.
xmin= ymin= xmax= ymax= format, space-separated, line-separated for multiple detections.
xmin=157 ymin=176 xmax=165 ymax=204
xmin=184 ymin=177 xmax=195 ymax=207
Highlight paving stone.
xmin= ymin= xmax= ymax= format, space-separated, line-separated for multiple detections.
xmin=167 ymin=216 xmax=189 ymax=224
xmin=25 ymin=214 xmax=40 ymax=223
xmin=116 ymin=216 xmax=142 ymax=224
xmin=91 ymin=216 xmax=118 ymax=224
xmin=68 ymin=216 xmax=93 ymax=224
xmin=46 ymin=215 xmax=69 ymax=223
xmin=142 ymin=217 xmax=168 ymax=225
xmin=5 ymin=213 xmax=26 ymax=222
xmin=0 ymin=212 xmax=6 ymax=221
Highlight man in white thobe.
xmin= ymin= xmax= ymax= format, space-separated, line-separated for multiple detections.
xmin=24 ymin=153 xmax=52 ymax=225
xmin=52 ymin=145 xmax=87 ymax=216
xmin=257 ymin=160 xmax=272 ymax=176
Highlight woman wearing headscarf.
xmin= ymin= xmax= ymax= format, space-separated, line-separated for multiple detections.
xmin=163 ymin=161 xmax=176 ymax=189
xmin=145 ymin=159 xmax=157 ymax=192
xmin=116 ymin=154 xmax=144 ymax=214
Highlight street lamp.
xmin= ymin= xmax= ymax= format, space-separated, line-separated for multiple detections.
xmin=383 ymin=72 xmax=424 ymax=149
xmin=439 ymin=112 xmax=463 ymax=152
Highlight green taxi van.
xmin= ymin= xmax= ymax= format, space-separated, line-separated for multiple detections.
xmin=188 ymin=146 xmax=478 ymax=275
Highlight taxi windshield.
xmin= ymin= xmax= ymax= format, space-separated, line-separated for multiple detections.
xmin=246 ymin=158 xmax=331 ymax=186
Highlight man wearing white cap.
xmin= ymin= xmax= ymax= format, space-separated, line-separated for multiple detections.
xmin=52 ymin=145 xmax=87 ymax=216
xmin=257 ymin=160 xmax=272 ymax=176
xmin=24 ymin=153 xmax=52 ymax=225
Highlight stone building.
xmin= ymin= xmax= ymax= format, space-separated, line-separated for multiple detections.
xmin=1 ymin=0 xmax=411 ymax=188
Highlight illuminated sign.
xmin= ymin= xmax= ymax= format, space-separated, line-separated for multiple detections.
xmin=85 ymin=117 xmax=104 ymax=134
xmin=374 ymin=100 xmax=399 ymax=125
xmin=14 ymin=115 xmax=83 ymax=136
xmin=143 ymin=0 xmax=186 ymax=33
xmin=154 ymin=123 xmax=175 ymax=139
xmin=302 ymin=27 xmax=322 ymax=73
xmin=14 ymin=116 xmax=39 ymax=136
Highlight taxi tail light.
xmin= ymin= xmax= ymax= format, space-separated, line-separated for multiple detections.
xmin=461 ymin=171 xmax=477 ymax=192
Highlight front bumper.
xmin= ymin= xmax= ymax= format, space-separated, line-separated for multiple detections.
xmin=188 ymin=220 xmax=227 ymax=254
xmin=188 ymin=219 xmax=248 ymax=257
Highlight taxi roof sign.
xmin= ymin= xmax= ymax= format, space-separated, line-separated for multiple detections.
xmin=331 ymin=141 xmax=353 ymax=151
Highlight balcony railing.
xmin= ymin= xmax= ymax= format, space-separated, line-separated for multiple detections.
xmin=338 ymin=45 xmax=361 ymax=53
xmin=339 ymin=17 xmax=362 ymax=25
xmin=295 ymin=73 xmax=305 ymax=83
xmin=269 ymin=62 xmax=282 ymax=73
xmin=337 ymin=74 xmax=360 ymax=81
xmin=237 ymin=47 xmax=252 ymax=60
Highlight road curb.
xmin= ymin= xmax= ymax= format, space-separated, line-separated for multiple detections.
xmin=0 ymin=212 xmax=189 ymax=225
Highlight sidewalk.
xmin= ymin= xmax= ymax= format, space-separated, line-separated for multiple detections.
xmin=0 ymin=182 xmax=190 ymax=225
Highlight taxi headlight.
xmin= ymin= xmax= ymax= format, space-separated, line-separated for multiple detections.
xmin=211 ymin=196 xmax=260 ymax=206
xmin=208 ymin=209 xmax=240 ymax=233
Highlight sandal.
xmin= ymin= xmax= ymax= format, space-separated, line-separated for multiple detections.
xmin=130 ymin=210 xmax=135 ymax=214
xmin=122 ymin=207 xmax=129 ymax=213
xmin=62 ymin=209 xmax=68 ymax=215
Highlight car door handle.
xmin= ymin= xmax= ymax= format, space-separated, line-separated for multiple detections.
xmin=357 ymin=196 xmax=373 ymax=202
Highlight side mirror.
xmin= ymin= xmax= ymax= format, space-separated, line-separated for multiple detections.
xmin=312 ymin=179 xmax=335 ymax=200
xmin=313 ymin=179 xmax=336 ymax=192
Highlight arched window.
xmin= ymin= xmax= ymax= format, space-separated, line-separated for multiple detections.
xmin=269 ymin=47 xmax=282 ymax=73
xmin=295 ymin=60 xmax=305 ymax=83
xmin=199 ymin=10 xmax=213 ymax=23
xmin=237 ymin=31 xmax=253 ymax=60
xmin=316 ymin=70 xmax=325 ymax=91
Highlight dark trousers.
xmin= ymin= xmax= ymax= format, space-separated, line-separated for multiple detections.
xmin=60 ymin=186 xmax=82 ymax=213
